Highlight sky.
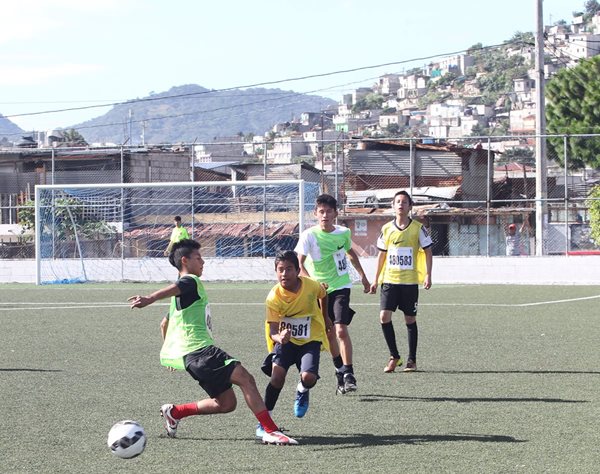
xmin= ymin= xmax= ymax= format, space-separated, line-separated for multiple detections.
xmin=0 ymin=0 xmax=579 ymax=134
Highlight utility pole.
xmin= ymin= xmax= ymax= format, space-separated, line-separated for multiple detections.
xmin=534 ymin=0 xmax=548 ymax=255
xmin=128 ymin=109 xmax=133 ymax=146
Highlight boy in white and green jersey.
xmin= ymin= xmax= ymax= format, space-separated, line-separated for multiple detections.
xmin=129 ymin=239 xmax=297 ymax=445
xmin=295 ymin=194 xmax=371 ymax=394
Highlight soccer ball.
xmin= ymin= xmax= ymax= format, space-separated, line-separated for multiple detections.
xmin=107 ymin=420 xmax=146 ymax=459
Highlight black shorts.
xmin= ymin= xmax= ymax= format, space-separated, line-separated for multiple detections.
xmin=380 ymin=283 xmax=419 ymax=316
xmin=327 ymin=288 xmax=356 ymax=326
xmin=184 ymin=345 xmax=239 ymax=398
xmin=273 ymin=340 xmax=321 ymax=376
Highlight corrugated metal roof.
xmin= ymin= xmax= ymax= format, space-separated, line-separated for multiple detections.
xmin=348 ymin=150 xmax=462 ymax=177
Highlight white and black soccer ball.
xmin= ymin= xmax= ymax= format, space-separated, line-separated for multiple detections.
xmin=107 ymin=420 xmax=146 ymax=459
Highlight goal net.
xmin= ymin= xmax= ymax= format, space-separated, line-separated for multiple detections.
xmin=34 ymin=180 xmax=320 ymax=284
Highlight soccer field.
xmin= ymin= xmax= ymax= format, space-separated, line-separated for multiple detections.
xmin=1 ymin=283 xmax=599 ymax=473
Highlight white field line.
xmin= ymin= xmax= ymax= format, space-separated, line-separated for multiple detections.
xmin=1 ymin=294 xmax=599 ymax=311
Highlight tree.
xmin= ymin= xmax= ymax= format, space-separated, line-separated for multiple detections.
xmin=588 ymin=185 xmax=600 ymax=246
xmin=497 ymin=147 xmax=535 ymax=166
xmin=385 ymin=123 xmax=400 ymax=136
xmin=546 ymin=56 xmax=600 ymax=168
xmin=351 ymin=93 xmax=384 ymax=113
xmin=18 ymin=197 xmax=116 ymax=240
xmin=62 ymin=129 xmax=88 ymax=146
xmin=584 ymin=0 xmax=600 ymax=19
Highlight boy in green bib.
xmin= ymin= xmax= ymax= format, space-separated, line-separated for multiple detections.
xmin=128 ymin=239 xmax=297 ymax=445
xmin=164 ymin=215 xmax=189 ymax=256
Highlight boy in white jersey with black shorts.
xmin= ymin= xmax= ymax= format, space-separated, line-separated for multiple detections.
xmin=295 ymin=194 xmax=370 ymax=394
xmin=128 ymin=239 xmax=297 ymax=445
xmin=370 ymin=191 xmax=433 ymax=373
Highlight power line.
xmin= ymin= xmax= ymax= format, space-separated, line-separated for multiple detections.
xmin=2 ymin=41 xmax=518 ymax=121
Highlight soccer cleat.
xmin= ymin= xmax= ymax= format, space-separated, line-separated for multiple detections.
xmin=335 ymin=371 xmax=346 ymax=395
xmin=383 ymin=356 xmax=403 ymax=373
xmin=403 ymin=360 xmax=417 ymax=372
xmin=294 ymin=390 xmax=310 ymax=418
xmin=160 ymin=403 xmax=179 ymax=438
xmin=262 ymin=430 xmax=299 ymax=445
xmin=256 ymin=423 xmax=265 ymax=439
xmin=343 ymin=372 xmax=357 ymax=392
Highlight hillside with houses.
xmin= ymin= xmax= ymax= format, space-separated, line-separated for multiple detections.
xmin=1 ymin=7 xmax=600 ymax=260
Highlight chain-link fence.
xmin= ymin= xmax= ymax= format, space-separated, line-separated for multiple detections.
xmin=1 ymin=135 xmax=599 ymax=259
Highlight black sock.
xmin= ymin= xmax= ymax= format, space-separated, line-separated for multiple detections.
xmin=381 ymin=322 xmax=400 ymax=359
xmin=343 ymin=364 xmax=354 ymax=375
xmin=332 ymin=355 xmax=344 ymax=371
xmin=406 ymin=322 xmax=418 ymax=362
xmin=264 ymin=383 xmax=281 ymax=412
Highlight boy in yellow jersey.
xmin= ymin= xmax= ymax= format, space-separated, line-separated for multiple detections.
xmin=295 ymin=194 xmax=370 ymax=395
xmin=370 ymin=191 xmax=433 ymax=373
xmin=164 ymin=215 xmax=189 ymax=256
xmin=129 ymin=239 xmax=297 ymax=445
xmin=256 ymin=251 xmax=331 ymax=438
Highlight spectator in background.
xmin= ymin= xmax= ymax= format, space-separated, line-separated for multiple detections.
xmin=505 ymin=219 xmax=528 ymax=256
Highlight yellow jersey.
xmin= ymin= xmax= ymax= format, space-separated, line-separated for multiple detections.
xmin=264 ymin=276 xmax=329 ymax=353
xmin=377 ymin=219 xmax=432 ymax=285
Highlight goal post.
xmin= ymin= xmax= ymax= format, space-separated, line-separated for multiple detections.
xmin=34 ymin=179 xmax=319 ymax=284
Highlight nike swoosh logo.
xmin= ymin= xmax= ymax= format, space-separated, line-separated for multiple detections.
xmin=337 ymin=245 xmax=344 ymax=250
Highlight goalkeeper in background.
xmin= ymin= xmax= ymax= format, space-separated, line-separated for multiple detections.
xmin=164 ymin=215 xmax=189 ymax=256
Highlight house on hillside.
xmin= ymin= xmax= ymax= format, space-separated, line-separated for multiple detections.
xmin=266 ymin=136 xmax=308 ymax=163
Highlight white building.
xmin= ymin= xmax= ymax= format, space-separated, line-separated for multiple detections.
xmin=266 ymin=136 xmax=308 ymax=163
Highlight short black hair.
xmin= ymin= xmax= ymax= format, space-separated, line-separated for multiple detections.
xmin=393 ymin=190 xmax=413 ymax=206
xmin=315 ymin=193 xmax=337 ymax=211
xmin=174 ymin=216 xmax=182 ymax=222
xmin=274 ymin=250 xmax=300 ymax=271
xmin=169 ymin=239 xmax=200 ymax=270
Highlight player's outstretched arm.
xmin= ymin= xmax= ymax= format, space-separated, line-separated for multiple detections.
xmin=128 ymin=283 xmax=180 ymax=309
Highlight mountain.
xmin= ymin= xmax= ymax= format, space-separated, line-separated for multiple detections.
xmin=0 ymin=115 xmax=24 ymax=144
xmin=71 ymin=85 xmax=338 ymax=145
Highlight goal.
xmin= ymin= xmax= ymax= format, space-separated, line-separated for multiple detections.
xmin=34 ymin=180 xmax=320 ymax=284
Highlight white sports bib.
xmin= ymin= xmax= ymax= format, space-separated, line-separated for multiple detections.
xmin=280 ymin=316 xmax=311 ymax=339
xmin=333 ymin=249 xmax=348 ymax=276
xmin=388 ymin=247 xmax=414 ymax=270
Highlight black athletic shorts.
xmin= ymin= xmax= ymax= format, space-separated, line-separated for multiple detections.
xmin=327 ymin=288 xmax=356 ymax=325
xmin=380 ymin=283 xmax=419 ymax=316
xmin=184 ymin=345 xmax=239 ymax=398
xmin=273 ymin=340 xmax=321 ymax=376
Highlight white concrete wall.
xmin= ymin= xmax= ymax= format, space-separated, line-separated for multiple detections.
xmin=2 ymin=257 xmax=599 ymax=285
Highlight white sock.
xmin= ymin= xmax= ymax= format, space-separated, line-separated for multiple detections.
xmin=296 ymin=381 xmax=308 ymax=393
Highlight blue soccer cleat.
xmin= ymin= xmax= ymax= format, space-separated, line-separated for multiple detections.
xmin=294 ymin=390 xmax=310 ymax=418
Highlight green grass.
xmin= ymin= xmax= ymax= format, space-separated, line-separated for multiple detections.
xmin=1 ymin=283 xmax=599 ymax=473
